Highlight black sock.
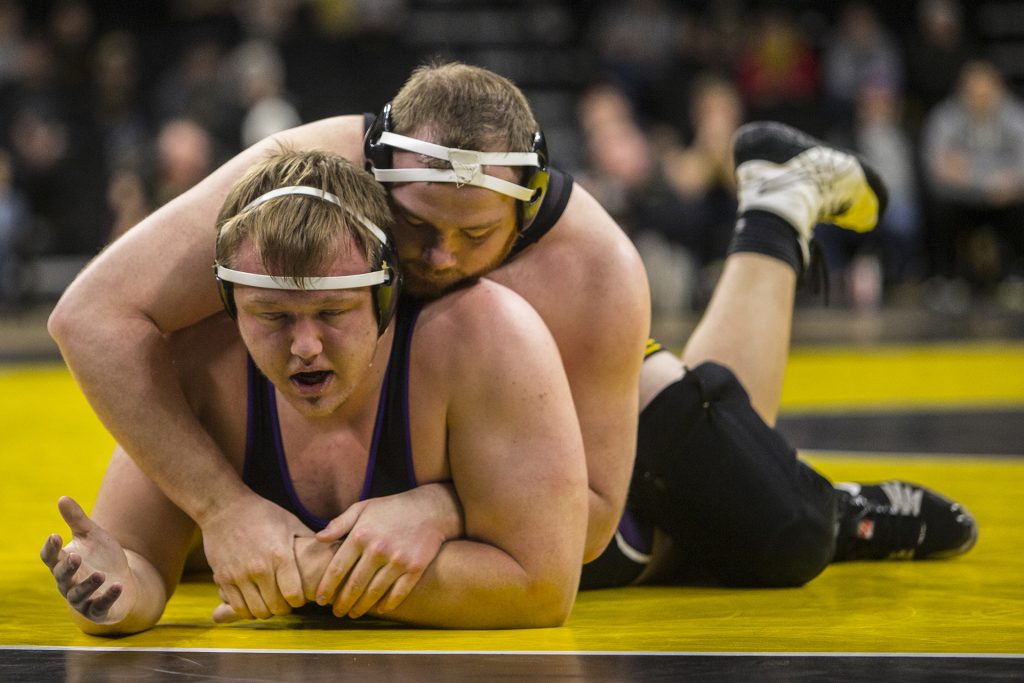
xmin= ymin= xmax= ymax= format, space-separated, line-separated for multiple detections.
xmin=728 ymin=210 xmax=803 ymax=274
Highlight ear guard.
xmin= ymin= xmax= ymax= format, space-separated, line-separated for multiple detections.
xmin=214 ymin=186 xmax=401 ymax=336
xmin=364 ymin=102 xmax=551 ymax=227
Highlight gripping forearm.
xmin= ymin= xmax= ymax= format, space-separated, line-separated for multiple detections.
xmin=367 ymin=539 xmax=579 ymax=629
xmin=49 ymin=309 xmax=247 ymax=525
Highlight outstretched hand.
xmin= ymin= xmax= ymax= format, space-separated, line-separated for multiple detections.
xmin=40 ymin=496 xmax=133 ymax=625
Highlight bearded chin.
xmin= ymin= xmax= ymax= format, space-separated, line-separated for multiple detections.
xmin=403 ymin=271 xmax=481 ymax=300
xmin=400 ymin=230 xmax=518 ymax=300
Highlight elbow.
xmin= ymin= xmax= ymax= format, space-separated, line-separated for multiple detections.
xmin=520 ymin=573 xmax=579 ymax=628
xmin=46 ymin=294 xmax=76 ymax=349
xmin=582 ymin=525 xmax=616 ymax=564
xmin=581 ymin=492 xmax=625 ymax=564
xmin=48 ymin=287 xmax=94 ymax=353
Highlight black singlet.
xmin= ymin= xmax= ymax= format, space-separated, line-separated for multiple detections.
xmin=241 ymin=299 xmax=424 ymax=531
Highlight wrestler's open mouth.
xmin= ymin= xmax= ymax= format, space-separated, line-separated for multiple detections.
xmin=291 ymin=370 xmax=332 ymax=386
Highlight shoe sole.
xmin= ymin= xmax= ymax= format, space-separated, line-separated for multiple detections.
xmin=733 ymin=121 xmax=889 ymax=220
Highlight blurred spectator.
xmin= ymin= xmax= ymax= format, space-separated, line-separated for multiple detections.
xmin=821 ymin=1 xmax=903 ymax=141
xmin=0 ymin=148 xmax=29 ymax=306
xmin=576 ymin=82 xmax=695 ymax=314
xmin=660 ymin=75 xmax=742 ymax=303
xmin=7 ymin=100 xmax=106 ymax=255
xmin=576 ymin=83 xmax=658 ymax=228
xmin=904 ymin=0 xmax=976 ymax=133
xmin=588 ymin=0 xmax=683 ymax=114
xmin=921 ymin=60 xmax=1024 ymax=306
xmin=735 ymin=8 xmax=819 ymax=134
xmin=91 ymin=31 xmax=150 ymax=172
xmin=0 ymin=0 xmax=25 ymax=85
xmin=152 ymin=118 xmax=215 ymax=207
xmin=154 ymin=32 xmax=239 ymax=150
xmin=47 ymin=0 xmax=95 ymax=96
xmin=106 ymin=167 xmax=153 ymax=243
xmin=227 ymin=39 xmax=301 ymax=148
xmin=233 ymin=0 xmax=303 ymax=43
xmin=818 ymin=77 xmax=923 ymax=309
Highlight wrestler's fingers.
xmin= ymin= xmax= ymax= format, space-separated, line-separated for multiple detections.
xmin=217 ymin=582 xmax=254 ymax=620
xmin=275 ymin=560 xmax=305 ymax=609
xmin=316 ymin=503 xmax=362 ymax=542
xmin=331 ymin=554 xmax=381 ymax=618
xmin=347 ymin=563 xmax=405 ymax=618
xmin=377 ymin=571 xmax=421 ymax=614
xmin=65 ymin=571 xmax=104 ymax=609
xmin=212 ymin=602 xmax=242 ymax=624
xmin=40 ymin=534 xmax=64 ymax=570
xmin=83 ymin=583 xmax=124 ymax=620
xmin=316 ymin=543 xmax=359 ymax=605
xmin=238 ymin=581 xmax=272 ymax=620
xmin=254 ymin=572 xmax=292 ymax=617
xmin=51 ymin=551 xmax=83 ymax=594
xmin=58 ymin=497 xmax=95 ymax=538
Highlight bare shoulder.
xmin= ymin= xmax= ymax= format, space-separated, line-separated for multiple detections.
xmin=420 ymin=280 xmax=551 ymax=344
xmin=494 ymin=181 xmax=650 ymax=362
xmin=414 ymin=280 xmax=558 ymax=373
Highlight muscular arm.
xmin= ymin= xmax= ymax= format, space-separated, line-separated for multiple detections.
xmin=47 ymin=115 xmax=366 ymax=527
xmin=495 ymin=186 xmax=651 ymax=561
xmin=371 ymin=285 xmax=589 ymax=628
xmin=46 ymin=118 xmax=366 ymax=615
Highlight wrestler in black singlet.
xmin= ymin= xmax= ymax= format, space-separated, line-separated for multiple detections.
xmin=359 ymin=116 xmax=837 ymax=590
xmin=242 ymin=299 xmax=424 ymax=531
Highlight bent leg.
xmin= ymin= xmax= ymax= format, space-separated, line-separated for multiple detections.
xmin=632 ymin=362 xmax=837 ymax=587
xmin=680 ymin=252 xmax=797 ymax=425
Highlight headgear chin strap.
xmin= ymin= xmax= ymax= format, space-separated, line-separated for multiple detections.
xmin=214 ymin=185 xmax=400 ymax=335
xmin=370 ymin=132 xmax=541 ymax=202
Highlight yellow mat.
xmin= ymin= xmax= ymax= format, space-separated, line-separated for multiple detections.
xmin=2 ymin=348 xmax=1022 ymax=654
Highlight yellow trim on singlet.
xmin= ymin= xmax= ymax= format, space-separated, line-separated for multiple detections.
xmin=645 ymin=338 xmax=663 ymax=358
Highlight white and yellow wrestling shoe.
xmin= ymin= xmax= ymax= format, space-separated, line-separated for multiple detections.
xmin=733 ymin=121 xmax=889 ymax=268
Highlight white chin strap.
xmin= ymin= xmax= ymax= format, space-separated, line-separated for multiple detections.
xmin=217 ymin=185 xmax=391 ymax=291
xmin=370 ymin=131 xmax=539 ymax=201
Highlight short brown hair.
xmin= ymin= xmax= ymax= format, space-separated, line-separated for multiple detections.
xmin=390 ymin=61 xmax=538 ymax=155
xmin=215 ymin=148 xmax=392 ymax=281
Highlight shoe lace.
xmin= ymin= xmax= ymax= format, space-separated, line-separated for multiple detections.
xmin=803 ymin=148 xmax=855 ymax=219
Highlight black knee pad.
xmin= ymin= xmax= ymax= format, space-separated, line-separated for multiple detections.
xmin=631 ymin=361 xmax=837 ymax=587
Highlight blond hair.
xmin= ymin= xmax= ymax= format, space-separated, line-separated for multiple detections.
xmin=216 ymin=148 xmax=392 ymax=279
xmin=390 ymin=61 xmax=538 ymax=155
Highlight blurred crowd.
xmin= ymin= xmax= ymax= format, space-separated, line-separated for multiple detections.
xmin=1 ymin=0 xmax=1023 ymax=316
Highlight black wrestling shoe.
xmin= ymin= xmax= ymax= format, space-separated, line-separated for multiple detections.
xmin=733 ymin=121 xmax=889 ymax=268
xmin=832 ymin=481 xmax=978 ymax=561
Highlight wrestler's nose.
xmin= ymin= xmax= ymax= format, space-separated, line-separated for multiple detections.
xmin=422 ymin=237 xmax=458 ymax=270
xmin=290 ymin=318 xmax=323 ymax=361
